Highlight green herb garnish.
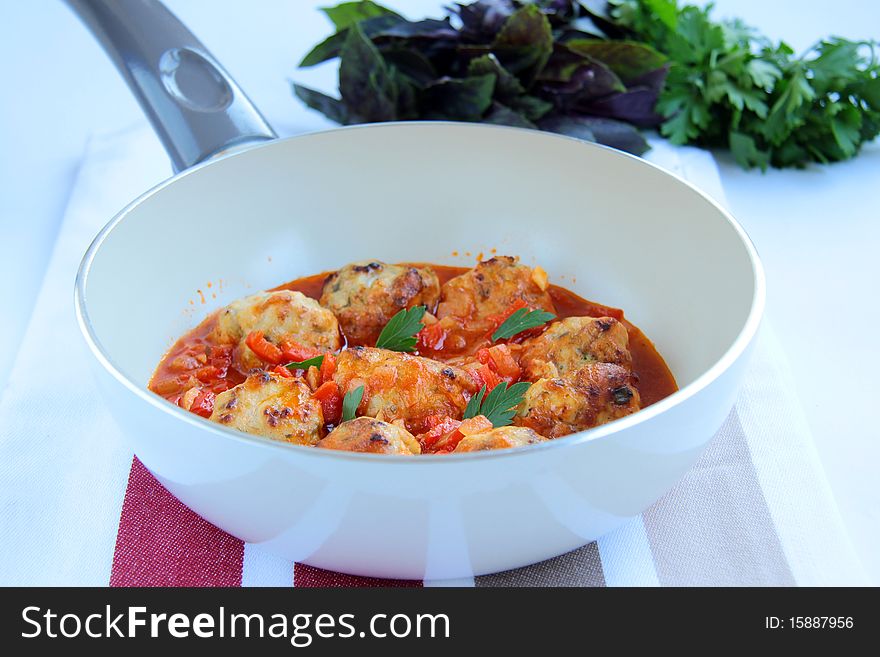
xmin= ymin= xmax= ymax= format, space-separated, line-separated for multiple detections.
xmin=284 ymin=355 xmax=325 ymax=371
xmin=463 ymin=385 xmax=487 ymax=420
xmin=341 ymin=385 xmax=365 ymax=423
xmin=464 ymin=381 xmax=530 ymax=427
xmin=492 ymin=308 xmax=556 ymax=342
xmin=375 ymin=305 xmax=427 ymax=352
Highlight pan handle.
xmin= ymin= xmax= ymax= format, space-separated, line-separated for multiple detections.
xmin=65 ymin=0 xmax=276 ymax=172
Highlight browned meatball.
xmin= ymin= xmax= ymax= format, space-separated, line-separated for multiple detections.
xmin=332 ymin=346 xmax=479 ymax=434
xmin=213 ymin=290 xmax=340 ymax=371
xmin=320 ymin=261 xmax=440 ymax=346
xmin=435 ymin=256 xmax=556 ymax=354
xmin=210 ymin=371 xmax=323 ymax=445
xmin=452 ymin=426 xmax=547 ymax=452
xmin=515 ymin=363 xmax=640 ymax=438
xmin=519 ymin=316 xmax=631 ymax=380
xmin=317 ymin=417 xmax=420 ymax=455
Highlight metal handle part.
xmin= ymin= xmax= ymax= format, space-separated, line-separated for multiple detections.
xmin=65 ymin=0 xmax=276 ymax=172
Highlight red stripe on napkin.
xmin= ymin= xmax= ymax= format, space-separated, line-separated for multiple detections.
xmin=111 ymin=458 xmax=422 ymax=587
xmin=110 ymin=457 xmax=244 ymax=587
xmin=294 ymin=563 xmax=422 ymax=588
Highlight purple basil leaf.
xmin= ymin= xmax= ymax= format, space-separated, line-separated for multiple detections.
xmin=381 ymin=47 xmax=439 ymax=87
xmin=541 ymin=58 xmax=626 ymax=110
xmin=394 ymin=70 xmax=420 ymax=119
xmin=300 ymin=14 xmax=402 ymax=67
xmin=339 ymin=23 xmax=398 ymax=122
xmin=321 ymin=1 xmax=402 ymax=30
xmin=578 ymin=0 xmax=631 ymax=40
xmin=576 ymin=86 xmax=664 ymax=126
xmin=537 ymin=43 xmax=590 ymax=82
xmin=538 ymin=43 xmax=623 ymax=90
xmin=301 ymin=16 xmax=456 ymax=68
xmin=539 ymin=114 xmax=649 ymax=155
xmin=450 ymin=0 xmax=516 ymax=39
xmin=491 ymin=5 xmax=554 ymax=87
xmin=564 ymin=39 xmax=667 ymax=84
xmin=626 ymin=64 xmax=670 ymax=94
xmin=509 ymin=94 xmax=554 ymax=120
xmin=380 ymin=18 xmax=459 ymax=40
xmin=300 ymin=31 xmax=348 ymax=67
xmin=467 ymin=53 xmax=525 ymax=98
xmin=292 ymin=84 xmax=350 ymax=124
xmin=467 ymin=53 xmax=551 ymax=119
xmin=583 ymin=117 xmax=651 ymax=154
xmin=484 ymin=101 xmax=537 ymax=128
xmin=419 ymin=74 xmax=497 ymax=120
xmin=538 ymin=113 xmax=595 ymax=141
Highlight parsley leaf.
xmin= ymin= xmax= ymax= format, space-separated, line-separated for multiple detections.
xmin=729 ymin=131 xmax=770 ymax=170
xmin=611 ymin=0 xmax=880 ymax=168
xmin=284 ymin=355 xmax=325 ymax=371
xmin=746 ymin=59 xmax=782 ymax=91
xmin=470 ymin=381 xmax=531 ymax=428
xmin=341 ymin=385 xmax=364 ymax=423
xmin=463 ymin=385 xmax=487 ymax=420
xmin=375 ymin=306 xmax=427 ymax=352
xmin=492 ymin=307 xmax=556 ymax=342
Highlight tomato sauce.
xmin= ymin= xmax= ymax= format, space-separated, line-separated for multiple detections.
xmin=150 ymin=264 xmax=677 ymax=415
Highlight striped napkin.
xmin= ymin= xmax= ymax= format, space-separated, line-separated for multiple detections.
xmin=0 ymin=124 xmax=866 ymax=586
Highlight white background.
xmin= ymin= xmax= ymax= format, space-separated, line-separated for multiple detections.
xmin=1 ymin=0 xmax=878 ymax=582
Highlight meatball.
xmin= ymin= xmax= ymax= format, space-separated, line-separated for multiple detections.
xmin=209 ymin=371 xmax=323 ymax=445
xmin=515 ymin=363 xmax=640 ymax=438
xmin=452 ymin=426 xmax=547 ymax=453
xmin=435 ymin=256 xmax=556 ymax=353
xmin=332 ymin=346 xmax=479 ymax=434
xmin=519 ymin=316 xmax=631 ymax=380
xmin=317 ymin=417 xmax=420 ymax=455
xmin=214 ymin=290 xmax=340 ymax=371
xmin=320 ymin=261 xmax=440 ymax=346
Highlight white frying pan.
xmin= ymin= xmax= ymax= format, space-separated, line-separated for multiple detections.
xmin=69 ymin=0 xmax=764 ymax=579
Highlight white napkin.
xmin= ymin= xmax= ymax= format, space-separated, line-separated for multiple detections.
xmin=0 ymin=123 xmax=867 ymax=586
